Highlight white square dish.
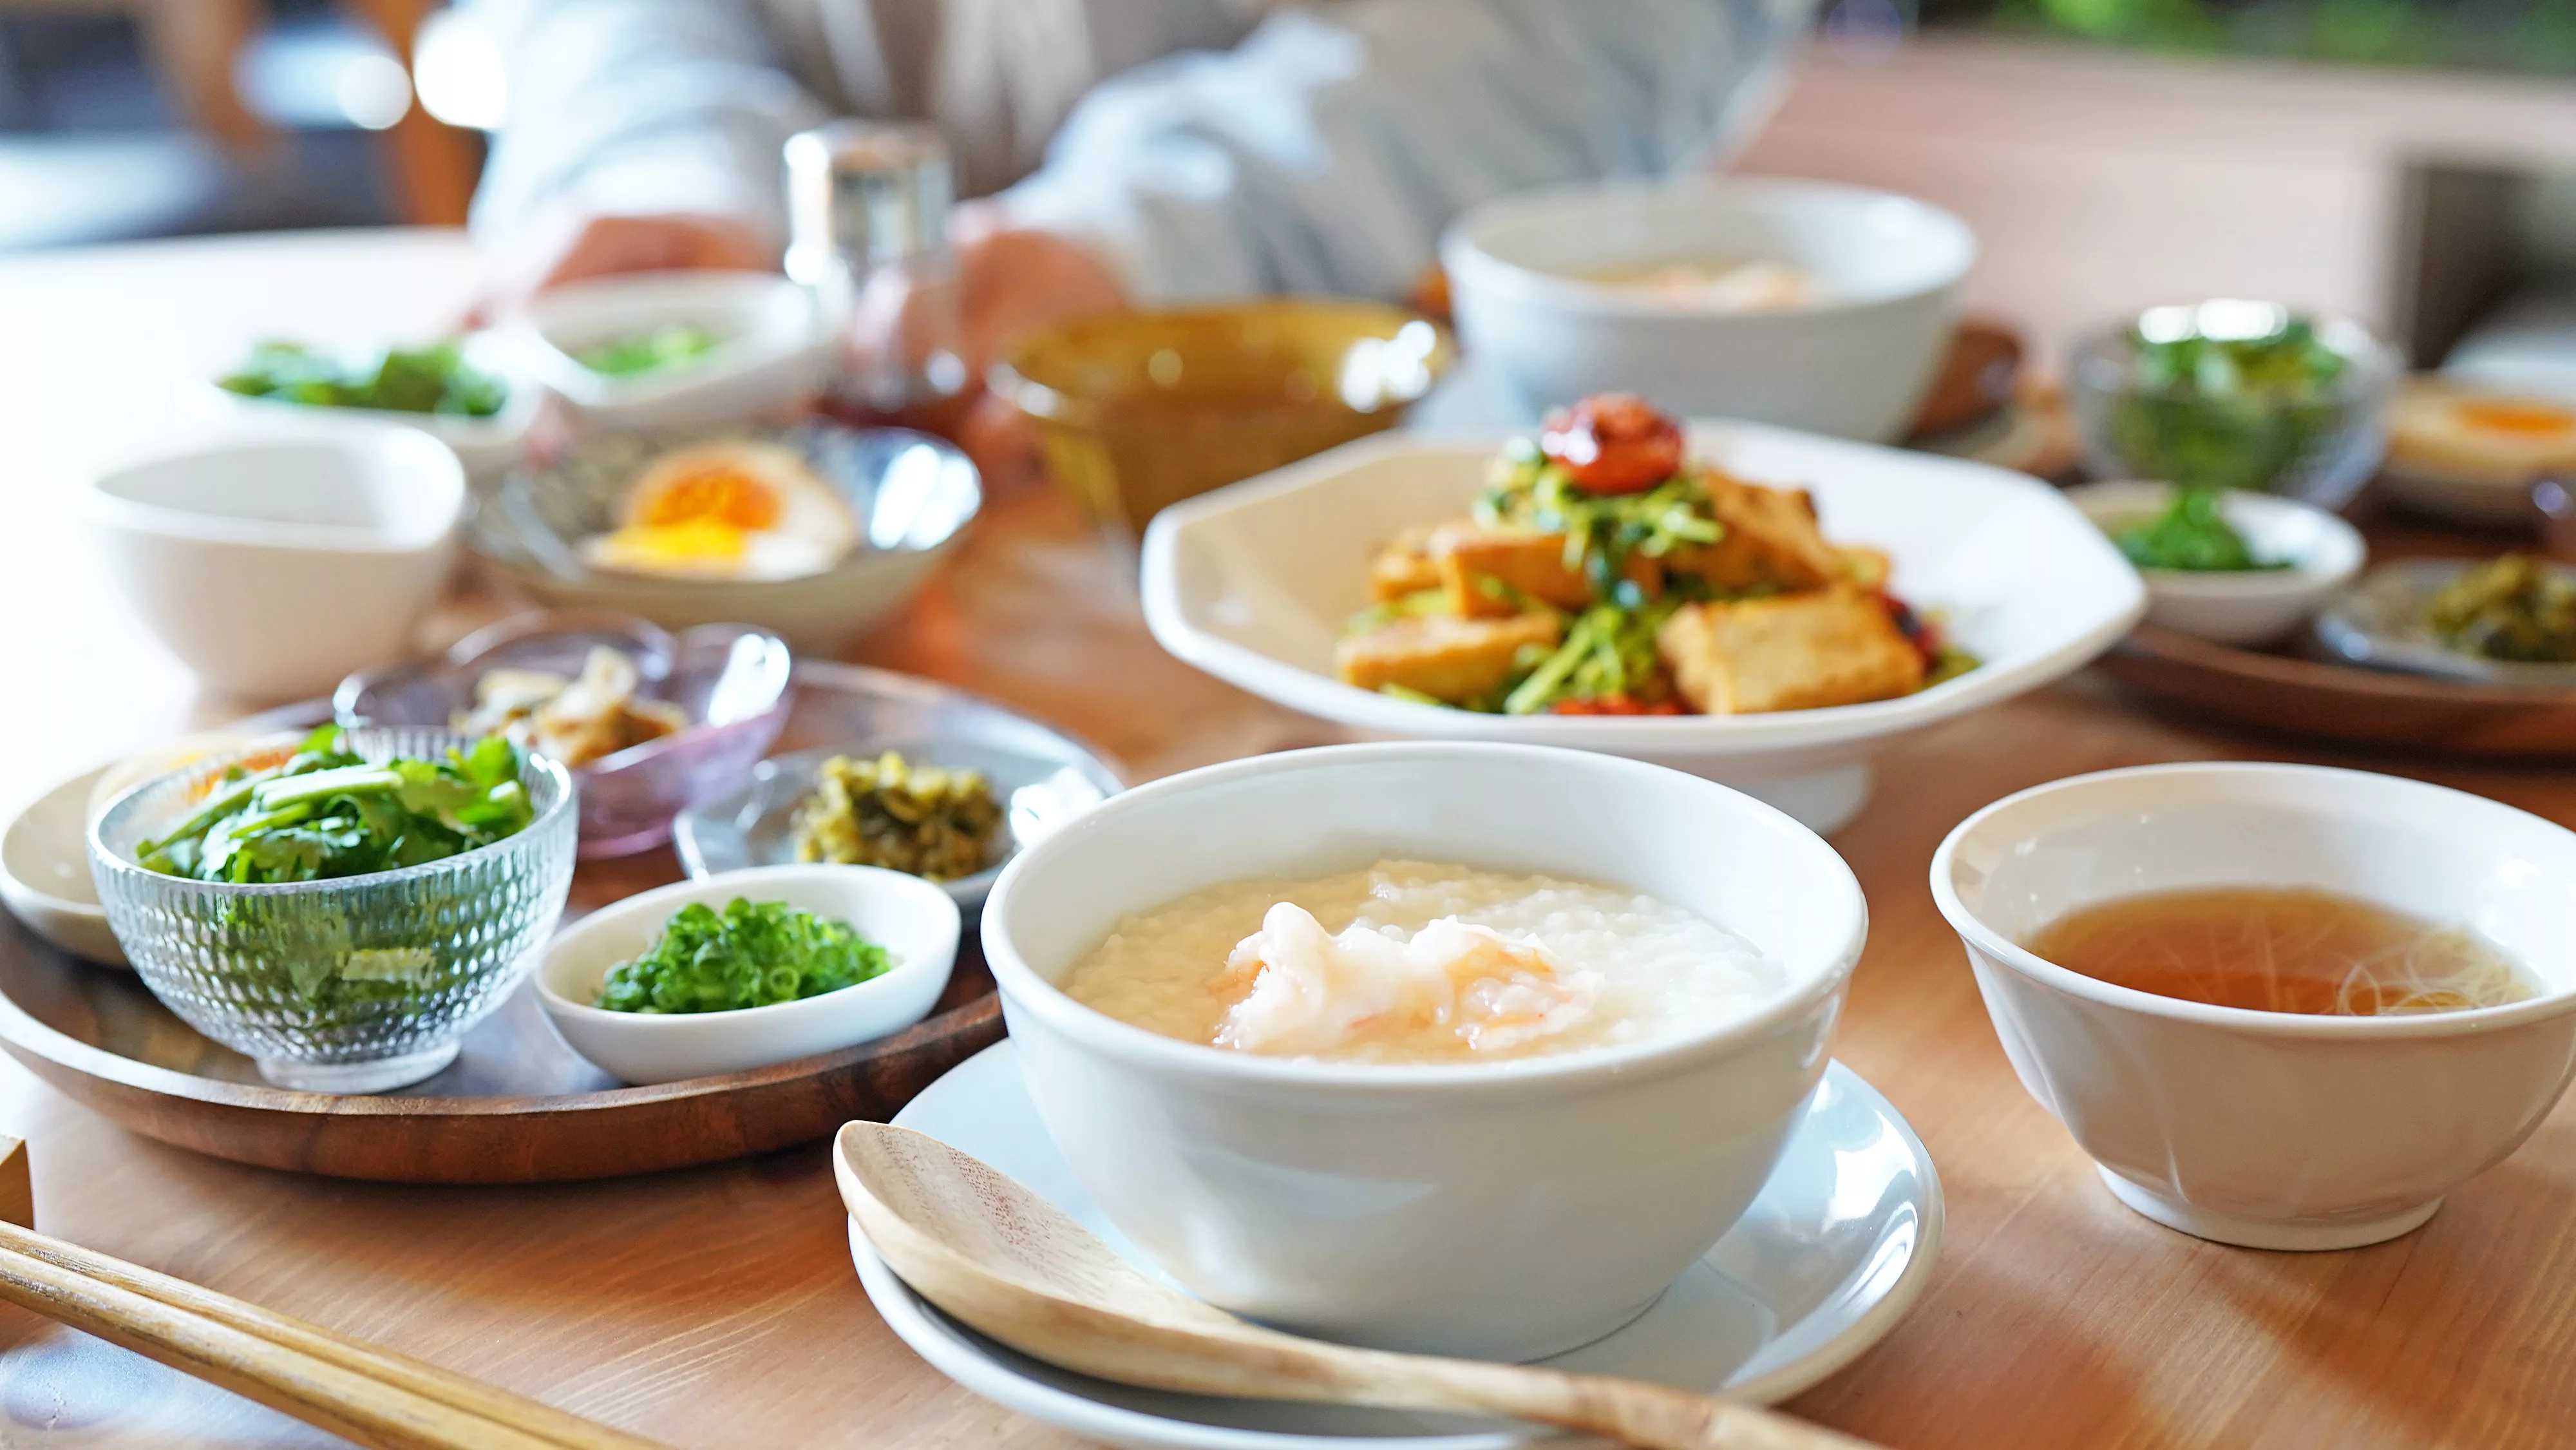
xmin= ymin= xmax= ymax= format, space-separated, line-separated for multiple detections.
xmin=1140 ymin=422 xmax=2146 ymax=832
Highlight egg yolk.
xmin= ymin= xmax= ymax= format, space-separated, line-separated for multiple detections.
xmin=2456 ymin=400 xmax=2576 ymax=437
xmin=633 ymin=469 xmax=782 ymax=531
xmin=598 ymin=516 xmax=748 ymax=564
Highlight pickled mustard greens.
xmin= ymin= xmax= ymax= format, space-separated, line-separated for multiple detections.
xmin=2105 ymin=312 xmax=2349 ymax=494
xmin=2428 ymin=555 xmax=2576 ymax=663
xmin=136 ymin=725 xmax=536 ymax=884
xmin=219 ymin=340 xmax=508 ymax=417
xmin=596 ymin=898 xmax=891 ymax=1013
xmin=2112 ymin=486 xmax=2287 ymax=573
xmin=790 ymin=750 xmax=1003 ymax=881
xmin=578 ymin=324 xmax=721 ymax=377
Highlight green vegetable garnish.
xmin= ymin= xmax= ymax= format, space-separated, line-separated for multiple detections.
xmin=2428 ymin=555 xmax=2576 ymax=663
xmin=1475 ymin=440 xmax=1724 ymax=594
xmin=135 ymin=725 xmax=536 ymax=884
xmin=219 ymin=339 xmax=507 ymax=417
xmin=576 ymin=324 xmax=721 ymax=377
xmin=1503 ymin=598 xmax=1686 ymax=716
xmin=2102 ymin=309 xmax=2351 ymax=494
xmin=2112 ymin=486 xmax=2287 ymax=573
xmin=790 ymin=751 xmax=1002 ymax=882
xmin=596 ymin=898 xmax=892 ymax=1014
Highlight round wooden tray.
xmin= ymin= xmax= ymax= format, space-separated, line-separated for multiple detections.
xmin=0 ymin=660 xmax=1100 ymax=1183
xmin=2099 ymin=625 xmax=2576 ymax=757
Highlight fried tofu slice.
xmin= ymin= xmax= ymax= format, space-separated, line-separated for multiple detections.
xmin=1665 ymin=473 xmax=1843 ymax=593
xmin=1836 ymin=546 xmax=1893 ymax=591
xmin=1368 ymin=527 xmax=1443 ymax=601
xmin=1335 ymin=612 xmax=1562 ymax=704
xmin=1656 ymin=587 xmax=1926 ymax=714
xmin=1430 ymin=522 xmax=1658 ymax=618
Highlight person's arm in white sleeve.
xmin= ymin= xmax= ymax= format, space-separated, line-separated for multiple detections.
xmin=992 ymin=0 xmax=1813 ymax=305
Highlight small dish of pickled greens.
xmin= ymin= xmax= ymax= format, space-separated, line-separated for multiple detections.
xmin=135 ymin=724 xmax=536 ymax=882
xmin=790 ymin=750 xmax=1004 ymax=882
xmin=2070 ymin=301 xmax=2398 ymax=506
xmin=577 ymin=324 xmax=723 ymax=377
xmin=2066 ymin=481 xmax=2365 ymax=646
xmin=2318 ymin=557 xmax=2576 ymax=686
xmin=218 ymin=339 xmax=509 ymax=418
xmin=596 ymin=897 xmax=889 ymax=1013
xmin=2111 ymin=486 xmax=2288 ymax=573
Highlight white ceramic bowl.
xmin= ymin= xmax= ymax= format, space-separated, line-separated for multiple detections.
xmin=2065 ymin=481 xmax=2364 ymax=645
xmin=0 ymin=763 xmax=124 ymax=966
xmin=1141 ymin=425 xmax=2145 ymax=834
xmin=981 ymin=741 xmax=1868 ymax=1362
xmin=509 ymin=271 xmax=831 ymax=434
xmin=1441 ymin=178 xmax=1975 ymax=441
xmin=195 ymin=335 xmax=538 ymax=486
xmin=536 ymin=864 xmax=962 ymax=1085
xmin=84 ymin=425 xmax=465 ymax=700
xmin=1932 ymin=763 xmax=2576 ymax=1251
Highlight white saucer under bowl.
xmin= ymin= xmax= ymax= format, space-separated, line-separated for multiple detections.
xmin=850 ymin=1040 xmax=1942 ymax=1449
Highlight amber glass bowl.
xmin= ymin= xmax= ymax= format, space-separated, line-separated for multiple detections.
xmin=991 ymin=301 xmax=1452 ymax=533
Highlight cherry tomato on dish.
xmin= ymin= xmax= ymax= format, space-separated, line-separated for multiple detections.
xmin=1539 ymin=394 xmax=1685 ymax=495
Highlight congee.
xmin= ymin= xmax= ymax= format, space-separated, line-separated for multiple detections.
xmin=1059 ymin=859 xmax=1780 ymax=1064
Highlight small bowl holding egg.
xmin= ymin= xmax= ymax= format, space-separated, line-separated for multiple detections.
xmin=1933 ymin=761 xmax=2576 ymax=1250
xmin=336 ymin=610 xmax=793 ymax=858
xmin=471 ymin=421 xmax=981 ymax=654
xmin=2378 ymin=377 xmax=2576 ymax=526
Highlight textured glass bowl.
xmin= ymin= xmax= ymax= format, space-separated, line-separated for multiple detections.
xmin=87 ymin=729 xmax=578 ymax=1093
xmin=2068 ymin=302 xmax=2401 ymax=510
xmin=336 ymin=611 xmax=791 ymax=859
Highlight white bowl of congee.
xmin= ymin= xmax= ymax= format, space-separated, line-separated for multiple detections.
xmin=980 ymin=741 xmax=1866 ymax=1362
xmin=1933 ymin=762 xmax=2576 ymax=1253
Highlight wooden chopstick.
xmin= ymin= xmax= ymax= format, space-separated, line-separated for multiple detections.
xmin=0 ymin=1221 xmax=670 ymax=1450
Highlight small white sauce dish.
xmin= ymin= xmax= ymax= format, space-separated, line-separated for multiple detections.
xmin=1933 ymin=762 xmax=2576 ymax=1251
xmin=83 ymin=424 xmax=466 ymax=700
xmin=0 ymin=763 xmax=124 ymax=966
xmin=1440 ymin=178 xmax=1975 ymax=441
xmin=2065 ymin=481 xmax=2365 ymax=645
xmin=982 ymin=740 xmax=1867 ymax=1363
xmin=535 ymin=864 xmax=962 ymax=1085
xmin=507 ymin=270 xmax=832 ymax=434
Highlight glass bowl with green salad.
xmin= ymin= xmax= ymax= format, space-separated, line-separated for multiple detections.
xmin=87 ymin=725 xmax=576 ymax=1094
xmin=206 ymin=336 xmax=535 ymax=482
xmin=2069 ymin=300 xmax=2401 ymax=508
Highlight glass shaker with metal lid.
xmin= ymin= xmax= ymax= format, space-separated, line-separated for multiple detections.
xmin=785 ymin=120 xmax=971 ymax=430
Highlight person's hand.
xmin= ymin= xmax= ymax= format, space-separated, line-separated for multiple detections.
xmin=471 ymin=207 xmax=774 ymax=324
xmin=945 ymin=204 xmax=1129 ymax=493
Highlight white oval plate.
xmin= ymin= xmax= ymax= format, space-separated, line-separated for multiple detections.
xmin=851 ymin=1040 xmax=1941 ymax=1449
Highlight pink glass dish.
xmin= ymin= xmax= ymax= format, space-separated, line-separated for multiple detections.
xmin=336 ymin=611 xmax=793 ymax=858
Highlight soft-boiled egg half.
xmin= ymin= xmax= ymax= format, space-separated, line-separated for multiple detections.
xmin=580 ymin=441 xmax=858 ymax=582
xmin=2389 ymin=381 xmax=2576 ymax=486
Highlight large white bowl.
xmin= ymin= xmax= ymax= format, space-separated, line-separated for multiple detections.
xmin=1441 ymin=178 xmax=1975 ymax=441
xmin=83 ymin=425 xmax=465 ymax=700
xmin=1141 ymin=425 xmax=2146 ymax=834
xmin=536 ymin=864 xmax=961 ymax=1085
xmin=509 ymin=270 xmax=831 ymax=434
xmin=981 ymin=741 xmax=1868 ymax=1362
xmin=1933 ymin=763 xmax=2576 ymax=1251
xmin=2065 ymin=481 xmax=2365 ymax=645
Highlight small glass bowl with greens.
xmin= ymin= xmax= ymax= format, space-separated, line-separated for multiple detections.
xmin=2069 ymin=301 xmax=2400 ymax=508
xmin=533 ymin=864 xmax=961 ymax=1085
xmin=206 ymin=337 xmax=535 ymax=480
xmin=87 ymin=725 xmax=576 ymax=1093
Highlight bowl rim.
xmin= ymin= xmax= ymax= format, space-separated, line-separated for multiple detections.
xmin=987 ymin=300 xmax=1454 ymax=431
xmin=1438 ymin=176 xmax=1978 ymax=319
xmin=1139 ymin=426 xmax=2148 ymax=754
xmin=86 ymin=727 xmax=577 ymax=899
xmin=531 ymin=862 xmax=963 ymax=1029
xmin=1929 ymin=760 xmax=2576 ymax=1039
xmin=84 ymin=425 xmax=468 ymax=555
xmin=1 ymin=761 xmax=111 ymax=920
xmin=2063 ymin=481 xmax=2366 ymax=597
xmin=980 ymin=739 xmax=1868 ymax=1091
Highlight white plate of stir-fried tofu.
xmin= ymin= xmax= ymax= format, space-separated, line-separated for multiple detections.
xmin=1141 ymin=396 xmax=2144 ymax=831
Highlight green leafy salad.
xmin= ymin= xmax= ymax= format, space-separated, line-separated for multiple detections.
xmin=220 ymin=339 xmax=508 ymax=417
xmin=2112 ymin=487 xmax=2287 ymax=573
xmin=577 ymin=324 xmax=721 ymax=377
xmin=138 ymin=725 xmax=536 ymax=884
xmin=2103 ymin=309 xmax=2351 ymax=495
xmin=597 ymin=898 xmax=893 ymax=1014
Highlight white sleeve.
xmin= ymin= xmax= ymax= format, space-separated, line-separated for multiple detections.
xmin=994 ymin=0 xmax=1814 ymax=305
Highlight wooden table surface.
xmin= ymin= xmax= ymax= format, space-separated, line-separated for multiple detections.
xmin=4 ymin=230 xmax=2575 ymax=1449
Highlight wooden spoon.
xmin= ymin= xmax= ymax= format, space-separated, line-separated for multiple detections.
xmin=835 ymin=1122 xmax=1877 ymax=1450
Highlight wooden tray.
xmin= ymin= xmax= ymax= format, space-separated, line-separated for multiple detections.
xmin=0 ymin=660 xmax=1102 ymax=1183
xmin=2091 ymin=503 xmax=2576 ymax=757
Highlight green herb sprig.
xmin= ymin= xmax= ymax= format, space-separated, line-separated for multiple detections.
xmin=2113 ymin=486 xmax=2288 ymax=573
xmin=596 ymin=898 xmax=892 ymax=1014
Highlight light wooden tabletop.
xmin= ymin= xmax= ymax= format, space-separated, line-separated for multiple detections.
xmin=3 ymin=230 xmax=2573 ymax=1449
